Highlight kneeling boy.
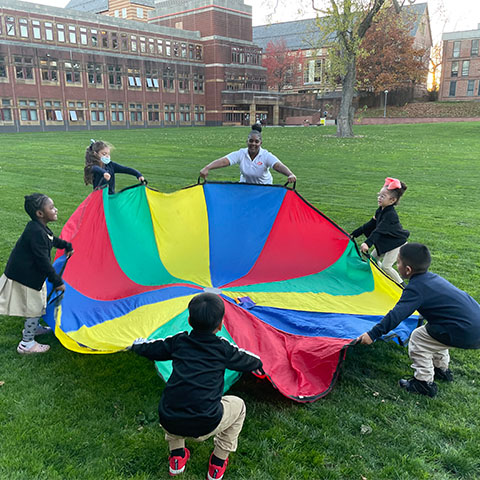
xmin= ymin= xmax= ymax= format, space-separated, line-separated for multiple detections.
xmin=131 ymin=292 xmax=263 ymax=479
xmin=357 ymin=243 xmax=480 ymax=397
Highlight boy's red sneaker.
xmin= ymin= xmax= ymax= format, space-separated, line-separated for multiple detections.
xmin=169 ymin=448 xmax=190 ymax=476
xmin=206 ymin=454 xmax=229 ymax=480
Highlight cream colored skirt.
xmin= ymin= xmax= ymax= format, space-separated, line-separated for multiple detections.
xmin=0 ymin=274 xmax=46 ymax=318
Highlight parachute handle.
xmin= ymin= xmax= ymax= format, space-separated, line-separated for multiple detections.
xmin=46 ymin=254 xmax=71 ymax=303
xmin=284 ymin=180 xmax=296 ymax=190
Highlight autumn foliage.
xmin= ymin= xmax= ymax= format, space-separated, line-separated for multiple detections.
xmin=356 ymin=9 xmax=428 ymax=93
xmin=263 ymin=39 xmax=302 ymax=91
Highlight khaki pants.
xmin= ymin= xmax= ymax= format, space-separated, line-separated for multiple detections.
xmin=372 ymin=243 xmax=406 ymax=284
xmin=163 ymin=395 xmax=246 ymax=461
xmin=408 ymin=325 xmax=450 ymax=383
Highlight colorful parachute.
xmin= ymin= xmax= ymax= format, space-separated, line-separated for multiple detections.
xmin=45 ymin=183 xmax=418 ymax=402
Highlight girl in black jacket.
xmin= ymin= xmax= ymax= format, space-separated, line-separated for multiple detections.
xmin=351 ymin=177 xmax=409 ymax=285
xmin=0 ymin=193 xmax=73 ymax=354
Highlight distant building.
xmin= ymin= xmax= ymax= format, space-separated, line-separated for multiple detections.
xmin=439 ymin=26 xmax=480 ymax=101
xmin=0 ymin=0 xmax=278 ymax=132
xmin=253 ymin=3 xmax=432 ymax=95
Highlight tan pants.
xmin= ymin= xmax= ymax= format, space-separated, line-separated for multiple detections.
xmin=372 ymin=243 xmax=406 ymax=284
xmin=408 ymin=325 xmax=450 ymax=383
xmin=163 ymin=395 xmax=246 ymax=461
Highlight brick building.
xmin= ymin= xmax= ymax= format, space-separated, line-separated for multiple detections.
xmin=439 ymin=26 xmax=480 ymax=101
xmin=0 ymin=0 xmax=274 ymax=132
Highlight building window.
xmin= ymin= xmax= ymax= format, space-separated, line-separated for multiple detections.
xmin=181 ymin=43 xmax=187 ymax=58
xmin=44 ymin=100 xmax=63 ymax=122
xmin=32 ymin=20 xmax=41 ymax=39
xmin=91 ymin=29 xmax=98 ymax=47
xmin=137 ymin=7 xmax=144 ymax=18
xmin=471 ymin=39 xmax=479 ymax=56
xmin=164 ymin=104 xmax=175 ymax=123
xmin=112 ymin=33 xmax=118 ymax=49
xmin=178 ymin=72 xmax=189 ymax=92
xmin=157 ymin=39 xmax=163 ymax=55
xmin=65 ymin=62 xmax=82 ymax=85
xmin=129 ymin=103 xmax=143 ymax=123
xmin=67 ymin=101 xmax=85 ymax=123
xmin=162 ymin=69 xmax=175 ymax=90
xmin=467 ymin=80 xmax=475 ymax=96
xmin=111 ymin=103 xmax=125 ymax=123
xmin=194 ymin=105 xmax=205 ymax=122
xmin=146 ymin=69 xmax=160 ymax=89
xmin=193 ymin=73 xmax=204 ymax=92
xmin=121 ymin=34 xmax=128 ymax=50
xmin=0 ymin=56 xmax=7 ymax=79
xmin=80 ymin=27 xmax=87 ymax=45
xmin=179 ymin=104 xmax=191 ymax=122
xmin=101 ymin=31 xmax=108 ymax=48
xmin=127 ymin=68 xmax=142 ymax=88
xmin=232 ymin=47 xmax=245 ymax=63
xmin=452 ymin=41 xmax=460 ymax=58
xmin=122 ymin=8 xmax=127 ymax=18
xmin=148 ymin=38 xmax=155 ymax=54
xmin=165 ymin=41 xmax=171 ymax=56
xmin=6 ymin=17 xmax=16 ymax=36
xmin=108 ymin=65 xmax=122 ymax=87
xmin=15 ymin=56 xmax=34 ymax=81
xmin=131 ymin=35 xmax=137 ymax=52
xmin=87 ymin=63 xmax=103 ymax=85
xmin=449 ymin=81 xmax=456 ymax=97
xmin=140 ymin=37 xmax=146 ymax=53
xmin=40 ymin=58 xmax=58 ymax=83
xmin=195 ymin=45 xmax=203 ymax=60
xmin=450 ymin=61 xmax=458 ymax=77
xmin=19 ymin=99 xmax=39 ymax=122
xmin=45 ymin=22 xmax=53 ymax=41
xmin=68 ymin=25 xmax=76 ymax=43
xmin=114 ymin=10 xmax=119 ymax=17
xmin=0 ymin=99 xmax=13 ymax=123
xmin=462 ymin=60 xmax=470 ymax=76
xmin=173 ymin=42 xmax=179 ymax=57
xmin=57 ymin=24 xmax=65 ymax=42
xmin=147 ymin=104 xmax=160 ymax=123
xmin=189 ymin=44 xmax=195 ymax=59
xmin=19 ymin=18 xmax=28 ymax=38
xmin=90 ymin=102 xmax=105 ymax=122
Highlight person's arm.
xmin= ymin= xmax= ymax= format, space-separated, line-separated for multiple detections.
xmin=272 ymin=161 xmax=296 ymax=183
xmin=91 ymin=165 xmax=111 ymax=186
xmin=199 ymin=157 xmax=230 ymax=179
xmin=351 ymin=217 xmax=376 ymax=239
xmin=130 ymin=336 xmax=175 ymax=361
xmin=357 ymin=287 xmax=422 ymax=344
xmin=30 ymin=231 xmax=64 ymax=289
xmin=53 ymin=237 xmax=74 ymax=257
xmin=112 ymin=162 xmax=144 ymax=182
xmin=223 ymin=338 xmax=263 ymax=372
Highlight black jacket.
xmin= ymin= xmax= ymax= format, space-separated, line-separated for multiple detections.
xmin=352 ymin=205 xmax=409 ymax=255
xmin=132 ymin=330 xmax=262 ymax=437
xmin=368 ymin=271 xmax=480 ymax=348
xmin=92 ymin=161 xmax=142 ymax=194
xmin=4 ymin=220 xmax=72 ymax=291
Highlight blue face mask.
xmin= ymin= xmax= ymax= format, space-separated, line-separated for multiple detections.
xmin=101 ymin=156 xmax=111 ymax=165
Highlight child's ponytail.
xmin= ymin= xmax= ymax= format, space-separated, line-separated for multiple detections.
xmin=84 ymin=139 xmax=109 ymax=185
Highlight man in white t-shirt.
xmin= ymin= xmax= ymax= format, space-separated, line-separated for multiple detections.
xmin=199 ymin=126 xmax=296 ymax=185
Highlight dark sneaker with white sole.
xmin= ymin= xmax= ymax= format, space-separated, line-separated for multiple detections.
xmin=398 ymin=377 xmax=438 ymax=397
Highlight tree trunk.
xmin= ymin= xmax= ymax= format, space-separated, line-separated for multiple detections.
xmin=336 ymin=56 xmax=356 ymax=138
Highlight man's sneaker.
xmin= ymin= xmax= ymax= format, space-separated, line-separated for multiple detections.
xmin=168 ymin=448 xmax=190 ymax=476
xmin=399 ymin=377 xmax=438 ymax=397
xmin=207 ymin=455 xmax=229 ymax=480
xmin=434 ymin=367 xmax=454 ymax=382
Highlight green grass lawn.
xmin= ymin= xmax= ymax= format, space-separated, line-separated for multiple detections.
xmin=0 ymin=123 xmax=479 ymax=480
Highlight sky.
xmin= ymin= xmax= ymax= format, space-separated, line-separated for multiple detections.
xmin=17 ymin=0 xmax=480 ymax=42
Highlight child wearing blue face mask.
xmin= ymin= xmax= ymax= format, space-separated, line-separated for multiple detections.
xmin=84 ymin=140 xmax=146 ymax=194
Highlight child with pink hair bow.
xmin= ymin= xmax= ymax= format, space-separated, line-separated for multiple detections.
xmin=351 ymin=177 xmax=409 ymax=285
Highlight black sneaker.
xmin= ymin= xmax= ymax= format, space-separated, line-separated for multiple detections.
xmin=398 ymin=377 xmax=438 ymax=397
xmin=434 ymin=367 xmax=454 ymax=382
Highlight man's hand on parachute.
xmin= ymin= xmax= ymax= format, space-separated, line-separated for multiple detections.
xmin=356 ymin=332 xmax=373 ymax=345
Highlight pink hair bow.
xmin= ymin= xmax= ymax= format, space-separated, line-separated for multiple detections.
xmin=384 ymin=177 xmax=401 ymax=190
